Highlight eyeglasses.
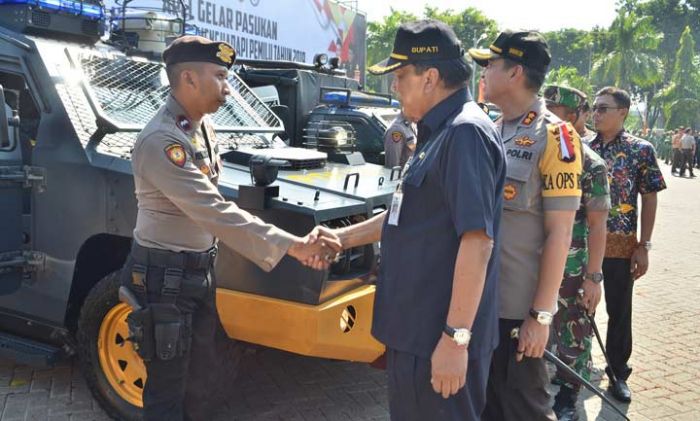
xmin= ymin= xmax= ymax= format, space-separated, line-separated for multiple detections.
xmin=592 ymin=105 xmax=622 ymax=114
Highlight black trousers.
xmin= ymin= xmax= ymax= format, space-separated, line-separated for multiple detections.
xmin=386 ymin=348 xmax=490 ymax=421
xmin=482 ymin=319 xmax=556 ymax=421
xmin=671 ymin=149 xmax=681 ymax=172
xmin=602 ymin=258 xmax=634 ymax=380
xmin=121 ymin=247 xmax=221 ymax=421
xmin=680 ymin=149 xmax=695 ymax=176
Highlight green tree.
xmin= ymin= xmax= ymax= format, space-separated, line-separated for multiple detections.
xmin=633 ymin=0 xmax=689 ymax=83
xmin=590 ymin=9 xmax=663 ymax=94
xmin=656 ymin=26 xmax=700 ymax=129
xmin=423 ymin=6 xmax=499 ymax=51
xmin=544 ymin=29 xmax=595 ymax=77
xmin=544 ymin=66 xmax=594 ymax=100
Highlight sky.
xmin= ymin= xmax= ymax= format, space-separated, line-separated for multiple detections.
xmin=355 ymin=0 xmax=618 ymax=32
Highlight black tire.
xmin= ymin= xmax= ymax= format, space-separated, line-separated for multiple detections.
xmin=76 ymin=270 xmax=142 ymax=421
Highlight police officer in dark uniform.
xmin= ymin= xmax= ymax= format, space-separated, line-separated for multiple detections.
xmin=121 ymin=35 xmax=340 ymax=421
xmin=328 ymin=20 xmax=505 ymax=420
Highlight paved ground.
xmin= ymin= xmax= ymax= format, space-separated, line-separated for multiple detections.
xmin=0 ymin=163 xmax=698 ymax=420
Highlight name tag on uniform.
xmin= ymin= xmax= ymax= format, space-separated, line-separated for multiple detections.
xmin=387 ymin=191 xmax=403 ymax=226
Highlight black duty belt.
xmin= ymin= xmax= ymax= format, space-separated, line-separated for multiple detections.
xmin=130 ymin=242 xmax=217 ymax=270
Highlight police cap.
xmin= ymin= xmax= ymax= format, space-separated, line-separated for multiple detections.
xmin=163 ymin=35 xmax=236 ymax=69
xmin=469 ymin=29 xmax=551 ymax=73
xmin=368 ymin=20 xmax=466 ymax=75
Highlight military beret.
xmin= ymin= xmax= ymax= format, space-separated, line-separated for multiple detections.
xmin=163 ymin=35 xmax=236 ymax=69
xmin=543 ymin=85 xmax=587 ymax=111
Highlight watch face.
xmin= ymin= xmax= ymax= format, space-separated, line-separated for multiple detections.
xmin=453 ymin=330 xmax=470 ymax=346
xmin=537 ymin=313 xmax=553 ymax=325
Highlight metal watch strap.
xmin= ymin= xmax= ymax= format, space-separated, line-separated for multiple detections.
xmin=584 ymin=272 xmax=604 ymax=284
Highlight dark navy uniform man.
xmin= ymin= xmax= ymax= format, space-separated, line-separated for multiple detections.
xmin=327 ymin=20 xmax=505 ymax=420
xmin=121 ymin=35 xmax=340 ymax=421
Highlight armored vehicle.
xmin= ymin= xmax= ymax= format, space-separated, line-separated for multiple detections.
xmin=0 ymin=2 xmax=395 ymax=419
xmin=238 ymin=60 xmax=401 ymax=166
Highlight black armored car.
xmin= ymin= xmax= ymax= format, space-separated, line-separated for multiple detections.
xmin=0 ymin=2 xmax=395 ymax=419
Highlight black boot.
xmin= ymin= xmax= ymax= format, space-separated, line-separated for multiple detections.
xmin=553 ymin=385 xmax=580 ymax=421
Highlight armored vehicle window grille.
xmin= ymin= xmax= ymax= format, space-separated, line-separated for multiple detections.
xmin=75 ymin=52 xmax=284 ymax=132
xmin=31 ymin=11 xmax=51 ymax=27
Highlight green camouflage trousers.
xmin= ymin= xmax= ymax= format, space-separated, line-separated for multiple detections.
xmin=551 ymin=224 xmax=593 ymax=391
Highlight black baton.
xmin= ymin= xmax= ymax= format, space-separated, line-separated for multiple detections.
xmin=586 ymin=312 xmax=620 ymax=384
xmin=510 ymin=328 xmax=630 ymax=421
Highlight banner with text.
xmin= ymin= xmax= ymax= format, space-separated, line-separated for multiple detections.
xmin=105 ymin=0 xmax=367 ymax=83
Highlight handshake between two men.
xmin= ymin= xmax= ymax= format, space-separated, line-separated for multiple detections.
xmin=287 ymin=215 xmax=384 ymax=271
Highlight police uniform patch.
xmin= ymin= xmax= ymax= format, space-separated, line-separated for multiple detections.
xmin=522 ymin=111 xmax=537 ymax=126
xmin=556 ymin=122 xmax=576 ymax=162
xmin=165 ymin=144 xmax=187 ymax=167
xmin=391 ymin=131 xmax=404 ymax=143
xmin=217 ymin=44 xmax=235 ymax=64
xmin=515 ymin=136 xmax=535 ymax=147
xmin=176 ymin=116 xmax=192 ymax=133
xmin=200 ymin=164 xmax=210 ymax=175
xmin=504 ymin=184 xmax=517 ymax=200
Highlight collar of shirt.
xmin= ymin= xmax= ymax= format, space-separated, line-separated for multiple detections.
xmin=165 ymin=94 xmax=201 ymax=136
xmin=590 ymin=128 xmax=626 ymax=148
xmin=496 ymin=97 xmax=547 ymax=142
xmin=416 ymin=88 xmax=470 ymax=145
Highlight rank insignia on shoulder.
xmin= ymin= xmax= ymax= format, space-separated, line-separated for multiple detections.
xmin=391 ymin=131 xmax=404 ymax=143
xmin=521 ymin=111 xmax=537 ymax=126
xmin=504 ymin=184 xmax=517 ymax=200
xmin=176 ymin=116 xmax=192 ymax=133
xmin=556 ymin=122 xmax=576 ymax=162
xmin=165 ymin=144 xmax=187 ymax=167
xmin=515 ymin=136 xmax=535 ymax=147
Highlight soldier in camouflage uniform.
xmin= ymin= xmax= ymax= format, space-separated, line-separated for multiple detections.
xmin=544 ymin=85 xmax=611 ymax=421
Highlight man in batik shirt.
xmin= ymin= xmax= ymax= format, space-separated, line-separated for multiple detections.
xmin=589 ymin=87 xmax=666 ymax=403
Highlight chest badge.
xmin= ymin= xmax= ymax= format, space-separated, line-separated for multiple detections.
xmin=515 ymin=136 xmax=535 ymax=147
xmin=418 ymin=151 xmax=426 ymax=160
xmin=164 ymin=144 xmax=187 ymax=167
xmin=521 ymin=111 xmax=537 ymax=126
xmin=176 ymin=115 xmax=192 ymax=134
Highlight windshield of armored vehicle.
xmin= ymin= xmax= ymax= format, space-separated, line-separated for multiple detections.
xmin=74 ymin=51 xmax=284 ymax=132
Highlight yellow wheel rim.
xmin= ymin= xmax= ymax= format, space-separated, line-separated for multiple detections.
xmin=98 ymin=303 xmax=146 ymax=408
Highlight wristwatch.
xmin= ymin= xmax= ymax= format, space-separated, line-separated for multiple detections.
xmin=529 ymin=309 xmax=553 ymax=326
xmin=639 ymin=241 xmax=652 ymax=251
xmin=444 ymin=325 xmax=471 ymax=347
xmin=584 ymin=272 xmax=604 ymax=284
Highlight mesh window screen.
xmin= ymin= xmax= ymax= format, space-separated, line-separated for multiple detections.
xmin=75 ymin=51 xmax=284 ymax=131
